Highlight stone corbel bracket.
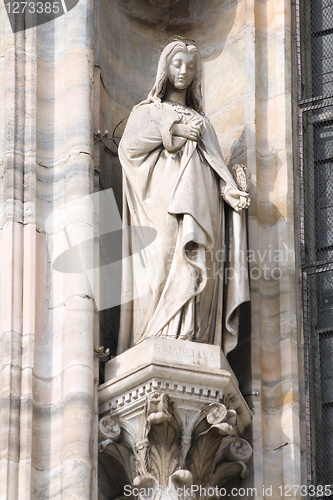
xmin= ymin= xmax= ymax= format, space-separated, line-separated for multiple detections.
xmin=98 ymin=394 xmax=252 ymax=499
xmin=98 ymin=339 xmax=252 ymax=498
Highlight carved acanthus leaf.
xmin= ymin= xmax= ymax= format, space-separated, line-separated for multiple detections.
xmin=205 ymin=404 xmax=238 ymax=437
xmin=133 ymin=475 xmax=158 ymax=500
xmin=214 ymin=436 xmax=252 ymax=468
xmin=148 ymin=420 xmax=181 ymax=487
xmin=98 ymin=416 xmax=121 ymax=452
xmin=211 ymin=460 xmax=248 ymax=486
xmin=103 ymin=442 xmax=136 ymax=483
xmin=188 ymin=429 xmax=222 ymax=486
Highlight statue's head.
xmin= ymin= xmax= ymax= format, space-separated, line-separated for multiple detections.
xmin=144 ymin=37 xmax=203 ymax=113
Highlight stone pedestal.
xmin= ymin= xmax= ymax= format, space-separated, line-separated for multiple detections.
xmin=98 ymin=338 xmax=252 ymax=499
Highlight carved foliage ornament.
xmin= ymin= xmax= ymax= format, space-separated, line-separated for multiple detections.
xmin=99 ymin=396 xmax=252 ymax=499
xmin=98 ymin=416 xmax=121 ymax=452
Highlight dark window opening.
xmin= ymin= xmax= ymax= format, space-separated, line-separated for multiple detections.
xmin=299 ymin=0 xmax=333 ymax=492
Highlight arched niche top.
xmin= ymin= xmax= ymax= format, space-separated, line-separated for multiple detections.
xmin=98 ymin=0 xmax=247 ymax=170
xmin=97 ymin=0 xmax=250 ymax=361
xmin=99 ymin=0 xmax=241 ymax=111
xmin=113 ymin=0 xmax=238 ymax=31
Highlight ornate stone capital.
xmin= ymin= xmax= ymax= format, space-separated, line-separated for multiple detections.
xmin=98 ymin=339 xmax=252 ymax=499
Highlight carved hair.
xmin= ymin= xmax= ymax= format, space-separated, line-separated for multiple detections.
xmin=140 ymin=39 xmax=203 ymax=113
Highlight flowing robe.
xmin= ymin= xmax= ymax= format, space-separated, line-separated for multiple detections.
xmin=117 ymin=101 xmax=250 ymax=354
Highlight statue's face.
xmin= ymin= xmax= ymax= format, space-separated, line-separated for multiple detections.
xmin=167 ymin=50 xmax=197 ymax=90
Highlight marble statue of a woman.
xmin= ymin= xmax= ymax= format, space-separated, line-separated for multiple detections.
xmin=117 ymin=38 xmax=250 ymax=355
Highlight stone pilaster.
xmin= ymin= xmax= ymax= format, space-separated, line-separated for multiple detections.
xmin=250 ymin=0 xmax=302 ymax=497
xmin=0 ymin=2 xmax=98 ymax=498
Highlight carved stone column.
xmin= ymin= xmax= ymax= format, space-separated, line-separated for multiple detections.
xmin=98 ymin=338 xmax=252 ymax=499
xmin=0 ymin=2 xmax=97 ymax=498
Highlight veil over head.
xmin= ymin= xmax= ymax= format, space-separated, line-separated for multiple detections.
xmin=140 ymin=37 xmax=203 ymax=113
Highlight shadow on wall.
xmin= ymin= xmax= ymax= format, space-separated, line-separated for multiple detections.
xmin=98 ymin=0 xmax=241 ymax=156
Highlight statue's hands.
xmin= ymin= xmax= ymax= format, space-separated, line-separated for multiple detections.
xmin=222 ymin=185 xmax=250 ymax=212
xmin=172 ymin=119 xmax=202 ymax=142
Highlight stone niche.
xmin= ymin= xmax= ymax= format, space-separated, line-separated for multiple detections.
xmin=97 ymin=0 xmax=253 ymax=497
xmin=98 ymin=0 xmax=248 ymax=169
xmin=98 ymin=0 xmax=251 ymax=370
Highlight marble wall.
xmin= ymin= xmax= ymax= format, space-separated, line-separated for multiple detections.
xmin=0 ymin=1 xmax=98 ymax=498
xmin=0 ymin=0 xmax=303 ymax=498
xmin=250 ymin=0 xmax=301 ymax=494
xmin=96 ymin=0 xmax=302 ymax=498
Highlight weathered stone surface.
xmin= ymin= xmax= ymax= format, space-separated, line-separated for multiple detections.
xmin=0 ymin=1 xmax=97 ymax=498
xmin=0 ymin=0 xmax=302 ymax=497
xmin=99 ymin=338 xmax=252 ymax=497
xmin=96 ymin=0 xmax=301 ymax=498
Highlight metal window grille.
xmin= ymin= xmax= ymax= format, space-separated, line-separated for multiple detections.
xmin=298 ymin=0 xmax=333 ymax=493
